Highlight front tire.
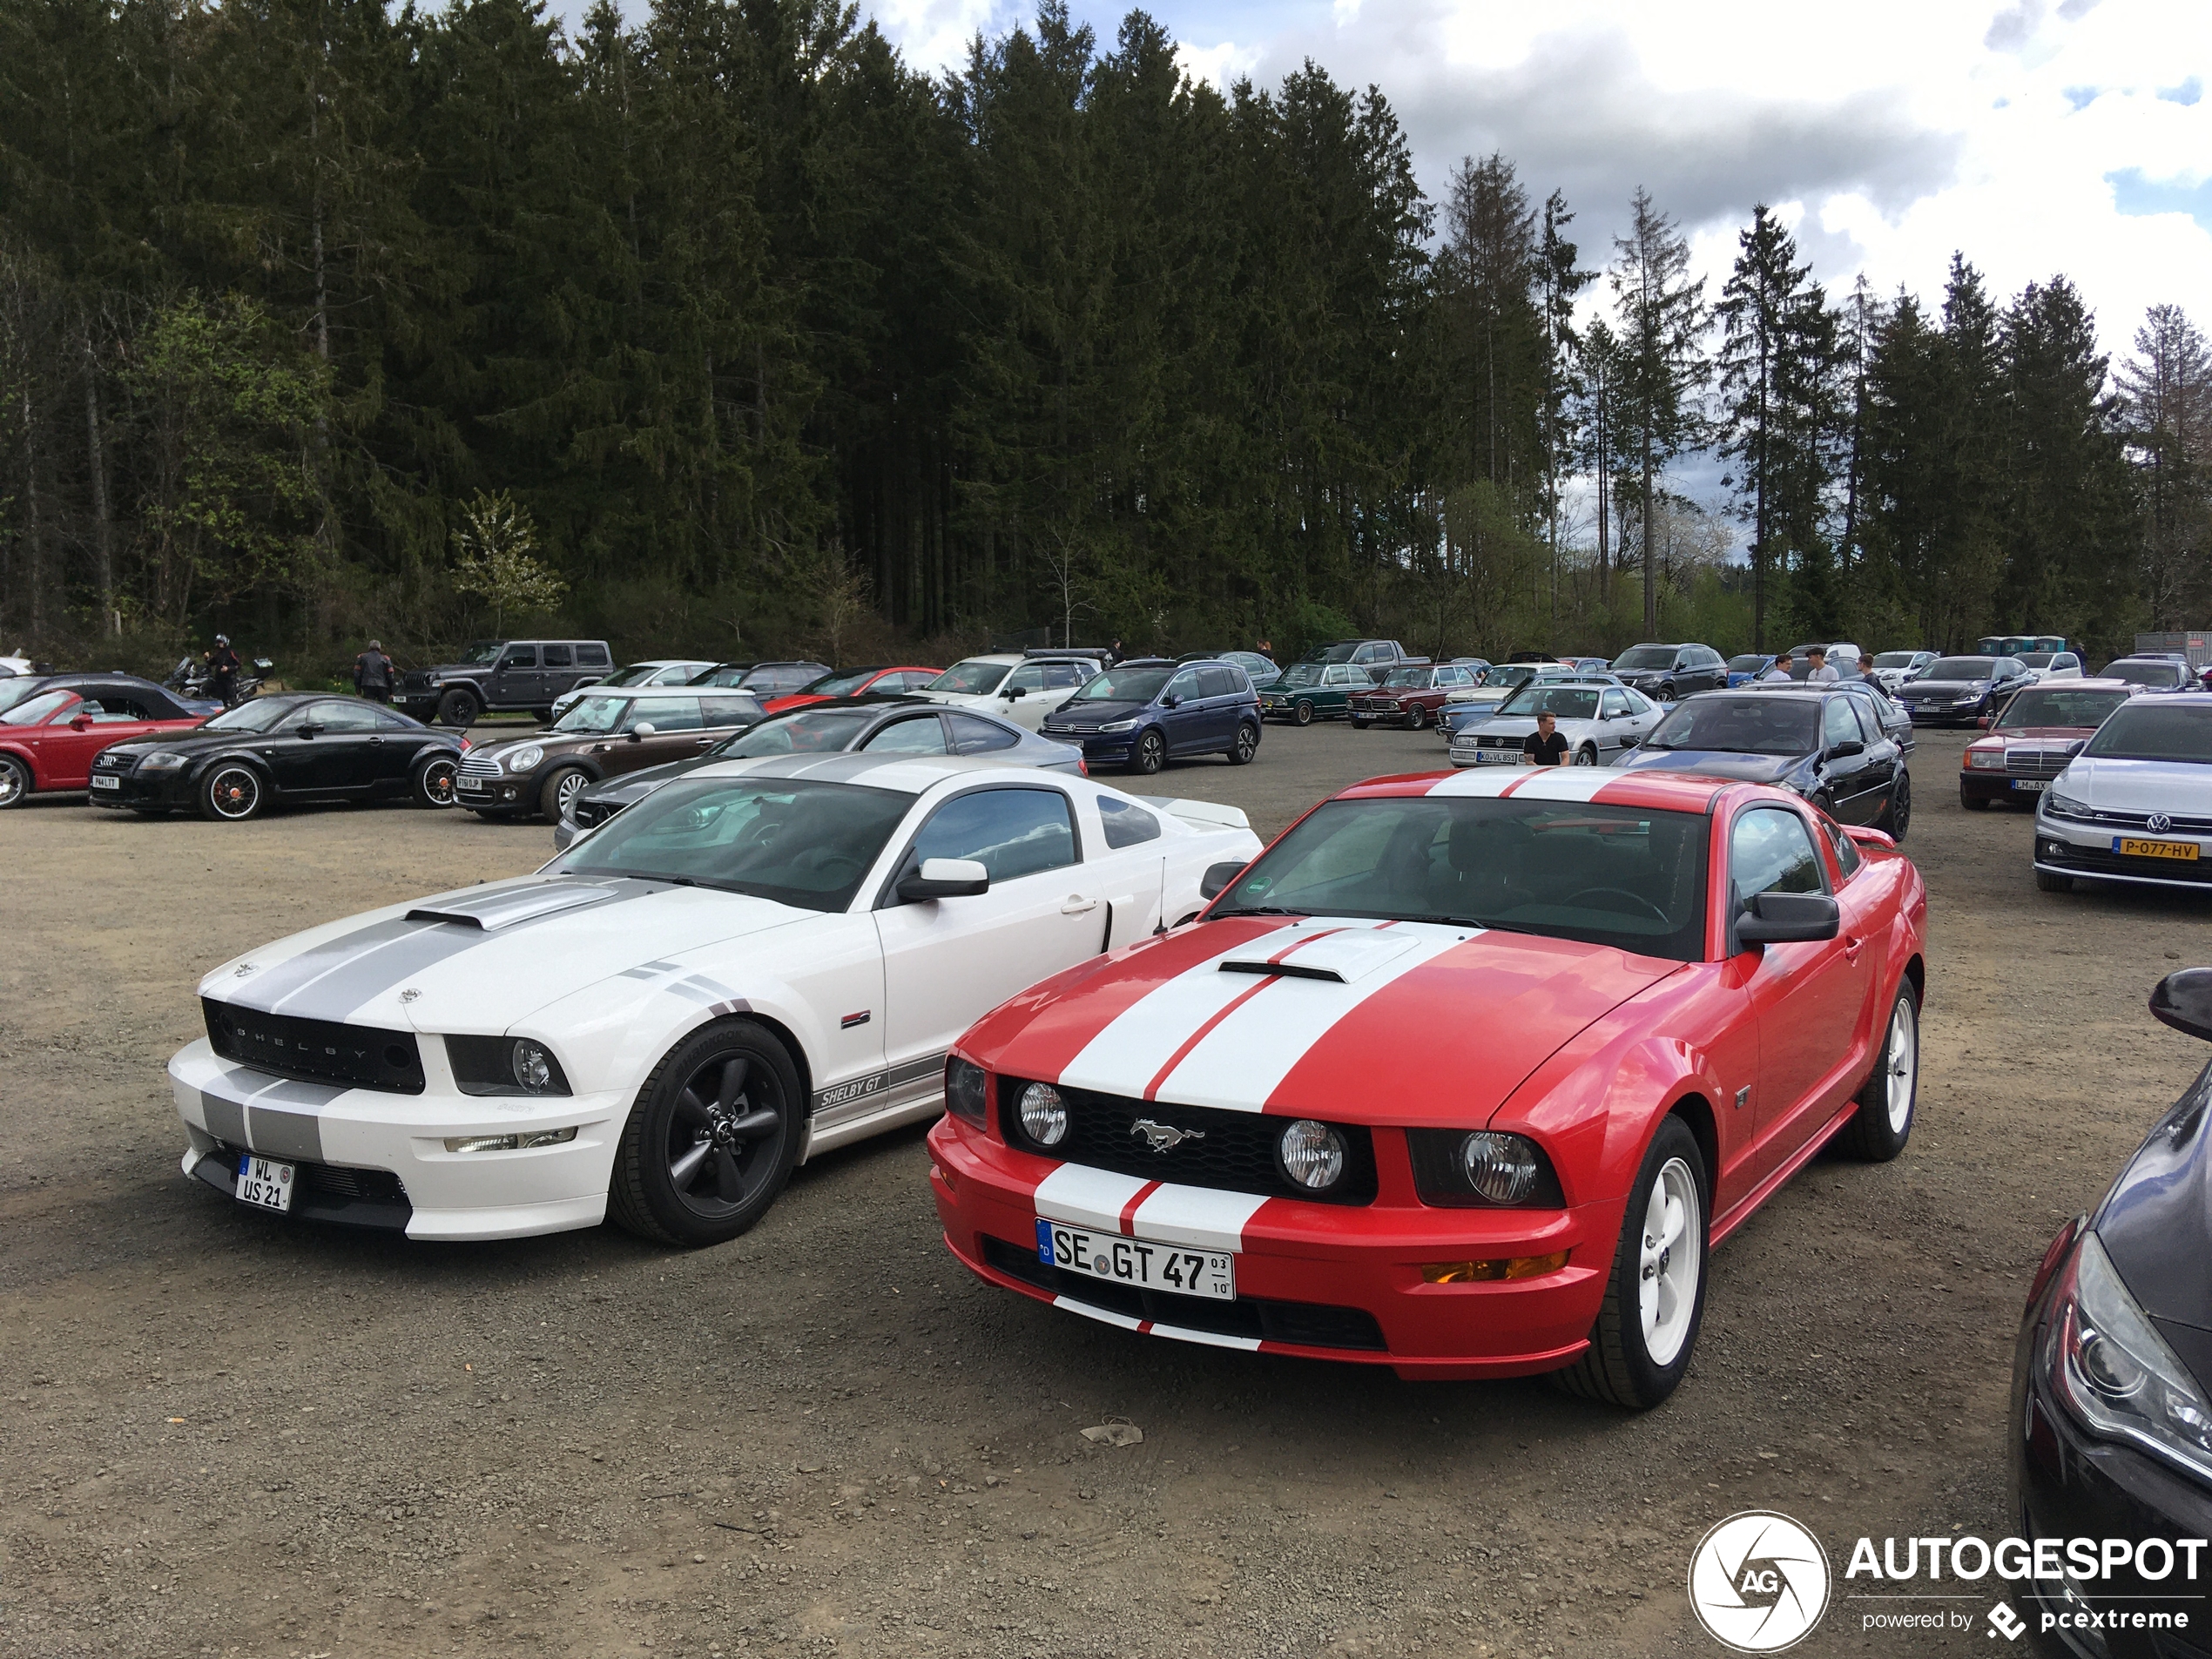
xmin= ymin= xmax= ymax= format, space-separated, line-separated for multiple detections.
xmin=199 ymin=763 xmax=266 ymax=821
xmin=1228 ymin=721 xmax=1258 ymax=765
xmin=1552 ymin=1116 xmax=1709 ymax=1410
xmin=539 ymin=765 xmax=590 ymax=821
xmin=1574 ymin=745 xmax=1597 ymax=766
xmin=609 ymin=1019 xmax=803 ymax=1247
xmin=1960 ymin=789 xmax=1990 ymax=812
xmin=0 ymin=754 xmax=30 ymax=808
xmin=1876 ymin=769 xmax=1912 ymax=840
xmin=1129 ymin=730 xmax=1167 ymax=775
xmin=1350 ymin=718 xmax=1371 ymax=731
xmin=1838 ymin=980 xmax=1919 ymax=1162
xmin=1656 ymin=681 xmax=1676 ymax=703
xmin=414 ymin=756 xmax=458 ymax=808
xmin=1406 ymin=704 xmax=1426 ymax=730
xmin=1292 ymin=699 xmax=1314 ymax=727
xmin=435 ymin=687 xmax=481 ymax=728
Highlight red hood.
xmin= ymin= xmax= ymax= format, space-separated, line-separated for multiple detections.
xmin=970 ymin=917 xmax=1683 ymax=1127
xmin=1974 ymin=725 xmax=2097 ymax=743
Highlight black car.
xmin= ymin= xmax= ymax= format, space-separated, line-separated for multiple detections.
xmin=552 ymin=697 xmax=1083 ymax=849
xmin=2011 ymin=968 xmax=2212 ymax=1653
xmin=1749 ymin=675 xmax=1915 ymax=754
xmin=88 ymin=694 xmax=466 ymax=821
xmin=1612 ymin=686 xmax=1911 ymax=838
xmin=394 ymin=637 xmax=614 ymax=726
xmin=688 ymin=659 xmax=835 ymax=697
xmin=1608 ymin=642 xmax=1730 ymax=702
xmin=1042 ymin=659 xmax=1262 ymax=772
xmin=1892 ymin=654 xmax=2035 ymax=725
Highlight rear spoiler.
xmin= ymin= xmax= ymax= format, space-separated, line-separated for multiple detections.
xmin=1138 ymin=796 xmax=1251 ymax=832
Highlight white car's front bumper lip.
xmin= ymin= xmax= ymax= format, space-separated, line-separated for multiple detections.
xmin=168 ymin=1038 xmax=624 ymax=1241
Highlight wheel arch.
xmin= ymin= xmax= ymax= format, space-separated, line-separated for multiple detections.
xmin=1664 ymin=1090 xmax=1720 ymax=1197
xmin=0 ymin=740 xmax=40 ymax=783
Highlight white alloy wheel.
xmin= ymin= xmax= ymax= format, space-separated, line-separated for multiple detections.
xmin=1639 ymin=1156 xmax=1702 ymax=1367
xmin=1883 ymin=993 xmax=1918 ymax=1133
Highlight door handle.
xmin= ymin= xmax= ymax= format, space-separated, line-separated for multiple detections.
xmin=1843 ymin=936 xmax=1865 ymax=962
xmin=1061 ymin=897 xmax=1100 ymax=915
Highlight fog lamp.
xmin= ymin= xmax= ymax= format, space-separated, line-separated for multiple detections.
xmin=1278 ymin=1119 xmax=1346 ymax=1190
xmin=1018 ymin=1082 xmax=1067 ymax=1147
xmin=444 ymin=1126 xmax=577 ymax=1154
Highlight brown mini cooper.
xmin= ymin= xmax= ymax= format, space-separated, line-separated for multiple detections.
xmin=456 ymin=687 xmax=765 ymax=820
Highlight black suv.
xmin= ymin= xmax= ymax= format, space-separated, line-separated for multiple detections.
xmin=395 ymin=639 xmax=614 ymax=726
xmin=1608 ymin=643 xmax=1730 ymax=702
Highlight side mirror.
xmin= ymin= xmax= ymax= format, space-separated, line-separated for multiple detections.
xmin=2152 ymin=968 xmax=2212 ymax=1042
xmin=1199 ymin=860 xmax=1248 ymax=900
xmin=1827 ymin=738 xmax=1865 ymax=759
xmin=1161 ymin=694 xmax=1180 ymax=709
xmin=629 ymin=723 xmax=658 ymax=741
xmin=1737 ymin=891 xmax=1841 ymax=948
xmin=69 ymin=714 xmax=92 ymax=731
xmin=2063 ymin=738 xmax=2087 ymax=758
xmin=898 ymin=857 xmax=990 ymax=902
xmin=1004 ymin=685 xmax=1026 ymax=700
xmin=296 ymin=724 xmax=321 ymax=739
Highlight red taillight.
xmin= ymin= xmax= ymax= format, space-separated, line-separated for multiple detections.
xmin=1077 ymin=758 xmax=1089 ymax=776
xmin=458 ymin=738 xmax=471 ymax=752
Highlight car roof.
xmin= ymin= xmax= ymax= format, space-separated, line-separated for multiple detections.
xmin=685 ymin=752 xmax=1077 ymax=794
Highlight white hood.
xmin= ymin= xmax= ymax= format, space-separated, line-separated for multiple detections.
xmin=2061 ymin=757 xmax=2212 ymax=816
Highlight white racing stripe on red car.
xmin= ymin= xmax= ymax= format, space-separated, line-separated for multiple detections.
xmin=1127 ymin=1184 xmax=1269 ymax=1252
xmin=1032 ymin=1164 xmax=1155 ymax=1234
xmin=1054 ymin=933 xmax=1313 ymax=1096
xmin=1427 ymin=766 xmax=1622 ymax=803
xmin=1049 ymin=1296 xmax=1265 ymax=1352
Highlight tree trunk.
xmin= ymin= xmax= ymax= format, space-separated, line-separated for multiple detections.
xmin=1642 ymin=432 xmax=1656 ymax=634
xmin=84 ymin=327 xmax=115 ymax=635
xmin=22 ymin=383 xmax=44 ymax=639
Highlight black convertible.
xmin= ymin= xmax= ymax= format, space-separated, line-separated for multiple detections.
xmin=88 ymin=694 xmax=465 ymax=821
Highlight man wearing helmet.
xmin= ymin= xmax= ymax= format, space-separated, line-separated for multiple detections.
xmin=205 ymin=635 xmax=242 ymax=707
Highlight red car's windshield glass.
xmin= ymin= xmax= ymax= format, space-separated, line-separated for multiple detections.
xmin=1996 ymin=689 xmax=2129 ymax=730
xmin=1 ymin=691 xmax=75 ymax=725
xmin=1213 ymin=797 xmax=1711 ymax=962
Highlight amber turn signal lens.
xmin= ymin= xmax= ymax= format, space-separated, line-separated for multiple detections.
xmin=1421 ymin=1251 xmax=1568 ymax=1285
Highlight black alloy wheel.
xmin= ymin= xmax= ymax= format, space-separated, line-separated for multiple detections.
xmin=414 ymin=756 xmax=458 ymax=808
xmin=610 ymin=1020 xmax=802 ymax=1247
xmin=435 ymin=686 xmax=481 ymax=727
xmin=1405 ymin=704 xmax=1426 ymax=730
xmin=1130 ymin=729 xmax=1167 ymax=775
xmin=1228 ymin=721 xmax=1258 ymax=765
xmin=1877 ymin=769 xmax=1912 ymax=840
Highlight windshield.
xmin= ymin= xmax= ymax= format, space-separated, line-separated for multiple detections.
xmin=1724 ymin=655 xmax=1769 ymax=674
xmin=1996 ymin=688 xmax=2130 ymax=730
xmin=456 ymin=642 xmax=504 ymax=665
xmin=1924 ymin=658 xmax=1997 ymax=681
xmin=1643 ymin=697 xmax=1820 ymax=755
xmin=1487 ymin=664 xmax=1539 ymax=691
xmin=1072 ymin=666 xmax=1173 ymax=704
xmin=200 ymin=699 xmax=293 ymax=732
xmin=2083 ymin=704 xmax=2212 ymax=764
xmin=555 ymin=776 xmax=909 ymax=912
xmin=803 ymin=668 xmax=881 ymax=698
xmin=2106 ymin=660 xmax=2186 ymax=688
xmin=1376 ymin=666 xmax=1426 ymax=689
xmin=0 ymin=678 xmax=52 ymax=714
xmin=1278 ymin=664 xmax=1325 ymax=687
xmin=1613 ymin=646 xmax=1676 ymax=671
xmin=927 ymin=660 xmax=1010 ymax=696
xmin=1301 ymin=643 xmax=1362 ymax=664
xmin=1496 ymin=685 xmax=1601 ymax=720
xmin=551 ymin=694 xmax=637 ymax=735
xmin=1872 ymin=652 xmax=1920 ymax=670
xmin=717 ymin=707 xmax=879 ymax=756
xmin=1212 ymin=797 xmax=1711 ymax=962
xmin=0 ymin=690 xmax=75 ymax=725
xmin=2019 ymin=653 xmax=2059 ymax=668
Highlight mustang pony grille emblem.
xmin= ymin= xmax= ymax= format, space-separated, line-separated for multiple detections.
xmin=1130 ymin=1118 xmax=1204 ymax=1154
xmin=2148 ymin=813 xmax=2174 ymax=834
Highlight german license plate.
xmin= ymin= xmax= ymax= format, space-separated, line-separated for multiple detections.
xmin=1035 ymin=1219 xmax=1235 ymax=1301
xmin=2115 ymin=837 xmax=2200 ymax=860
xmin=1474 ymin=749 xmax=1518 ymax=765
xmin=91 ymin=774 xmax=119 ymax=790
xmin=235 ymin=1154 xmax=296 ymax=1213
xmin=2009 ymin=779 xmax=2046 ymax=792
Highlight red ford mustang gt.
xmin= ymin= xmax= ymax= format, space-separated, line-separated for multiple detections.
xmin=928 ymin=765 xmax=1927 ymax=1407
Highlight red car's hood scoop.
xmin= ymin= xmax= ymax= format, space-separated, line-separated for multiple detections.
xmin=994 ymin=917 xmax=1682 ymax=1123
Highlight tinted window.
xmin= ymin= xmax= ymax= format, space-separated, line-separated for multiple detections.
xmin=927 ymin=659 xmax=1010 ymax=695
xmin=1198 ymin=666 xmax=1239 ymax=698
xmin=1925 ymin=658 xmax=1999 ymax=680
xmin=631 ymin=698 xmax=702 ymax=733
xmin=2083 ymin=703 xmax=2212 ymax=764
xmin=199 ymin=698 xmax=293 ymax=732
xmin=79 ymin=695 xmax=158 ymax=722
xmin=947 ymin=713 xmax=1020 ymax=754
xmin=1613 ymin=646 xmax=1677 ymax=671
xmin=2106 ymin=660 xmax=2189 ymax=689
xmin=500 ymin=646 xmax=537 ymax=668
xmin=1731 ymin=808 xmax=1826 ymax=905
xmin=1042 ymin=662 xmax=1089 ymax=689
xmin=722 ymin=708 xmax=876 ymax=755
xmin=912 ymin=788 xmax=1076 ymax=881
xmin=373 ymin=705 xmax=415 ymax=729
xmin=860 ymin=715 xmax=948 ymax=755
xmin=1005 ymin=664 xmax=1048 ymax=693
xmin=1097 ymin=795 xmax=1163 ymax=848
xmin=699 ymin=697 xmax=759 ymax=729
xmin=542 ymin=644 xmax=573 ymax=667
xmin=1644 ymin=697 xmax=1819 ymax=756
xmin=1824 ymin=816 xmax=1862 ymax=880
xmin=577 ymin=644 xmax=610 ymax=666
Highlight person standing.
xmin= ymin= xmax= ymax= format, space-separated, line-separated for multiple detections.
xmin=1804 ymin=646 xmax=1838 ymax=683
xmin=1521 ymin=709 xmax=1571 ymax=766
xmin=354 ymin=638 xmax=395 ymax=703
xmin=205 ymin=634 xmax=242 ymax=707
xmin=1761 ymin=651 xmax=1795 ymax=682
xmin=1856 ymin=653 xmax=1878 ymax=681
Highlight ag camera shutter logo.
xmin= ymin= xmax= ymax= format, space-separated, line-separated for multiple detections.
xmin=1688 ymin=1510 xmax=1832 ymax=1652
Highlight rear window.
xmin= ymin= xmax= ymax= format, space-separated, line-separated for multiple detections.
xmin=2106 ymin=660 xmax=2189 ymax=689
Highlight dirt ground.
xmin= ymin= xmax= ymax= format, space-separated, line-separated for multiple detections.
xmin=4 ymin=718 xmax=2209 ymax=1659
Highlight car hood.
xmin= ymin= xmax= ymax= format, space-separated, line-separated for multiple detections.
xmin=472 ymin=728 xmax=593 ymax=757
xmin=1047 ymin=698 xmax=1149 ymax=727
xmin=1616 ymin=749 xmax=1802 ymax=784
xmin=199 ymin=874 xmax=817 ymax=1034
xmin=1897 ymin=678 xmax=1989 ymax=696
xmin=974 ymin=916 xmax=1681 ymax=1126
xmin=583 ymin=753 xmax=721 ymax=803
xmin=1985 ymin=725 xmax=2097 ymax=743
xmin=2059 ymin=756 xmax=2212 ymax=812
xmin=2097 ymin=1068 xmax=2212 ymax=1387
xmin=1464 ymin=716 xmax=1602 ymax=740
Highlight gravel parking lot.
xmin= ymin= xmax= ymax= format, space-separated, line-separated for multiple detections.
xmin=6 ymin=722 xmax=2210 ymax=1657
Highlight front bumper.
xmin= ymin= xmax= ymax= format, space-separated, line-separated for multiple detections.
xmin=456 ymin=765 xmax=547 ymax=813
xmin=2035 ymin=817 xmax=2212 ymax=890
xmin=927 ymin=1117 xmax=1608 ymax=1379
xmin=87 ymin=767 xmax=198 ymax=808
xmin=1040 ymin=728 xmax=1138 ymax=765
xmin=1902 ymin=698 xmax=1988 ymax=725
xmin=168 ymin=1037 xmax=623 ymax=1240
xmin=1963 ymin=768 xmax=2052 ymax=806
xmin=2012 ymin=1264 xmax=2212 ymax=1654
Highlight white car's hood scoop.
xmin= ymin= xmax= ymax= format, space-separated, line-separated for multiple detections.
xmin=1217 ymin=922 xmax=1425 ymax=983
xmin=405 ymin=881 xmax=621 ymax=930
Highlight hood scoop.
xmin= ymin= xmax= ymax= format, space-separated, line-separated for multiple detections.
xmin=406 ymin=881 xmax=617 ymax=931
xmin=1217 ymin=926 xmax=1426 ymax=984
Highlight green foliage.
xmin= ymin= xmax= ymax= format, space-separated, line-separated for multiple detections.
xmin=449 ymin=489 xmax=567 ymax=632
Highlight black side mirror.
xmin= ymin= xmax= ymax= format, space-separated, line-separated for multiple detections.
xmin=1827 ymin=738 xmax=1865 ymax=759
xmin=296 ymin=724 xmax=320 ymax=739
xmin=1737 ymin=891 xmax=1841 ymax=948
xmin=1005 ymin=685 xmax=1026 ymax=700
xmin=1161 ymin=694 xmax=1180 ymax=709
xmin=2153 ymin=968 xmax=2212 ymax=1042
xmin=1199 ymin=860 xmax=1248 ymax=900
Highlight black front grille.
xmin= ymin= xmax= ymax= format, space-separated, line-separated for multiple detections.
xmin=196 ymin=1142 xmax=411 ymax=1231
xmin=981 ymin=1235 xmax=1386 ymax=1351
xmin=92 ymin=749 xmax=138 ymax=772
xmin=998 ymin=1080 xmax=1376 ymax=1204
xmin=570 ymin=798 xmax=623 ymax=830
xmin=203 ymin=999 xmax=427 ymax=1094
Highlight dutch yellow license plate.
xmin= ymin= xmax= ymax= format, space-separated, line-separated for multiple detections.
xmin=2115 ymin=837 xmax=2201 ymax=860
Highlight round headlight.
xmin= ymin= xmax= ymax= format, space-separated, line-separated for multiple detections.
xmin=1460 ymin=1131 xmax=1541 ymax=1204
xmin=1278 ymin=1119 xmax=1346 ymax=1190
xmin=513 ymin=1040 xmax=555 ymax=1093
xmin=1018 ymin=1082 xmax=1067 ymax=1146
xmin=504 ymin=744 xmax=543 ymax=773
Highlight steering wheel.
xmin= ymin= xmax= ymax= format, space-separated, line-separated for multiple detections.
xmin=1564 ymin=886 xmax=1670 ymax=923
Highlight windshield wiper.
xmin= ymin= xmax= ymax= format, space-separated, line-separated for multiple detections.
xmin=1209 ymin=905 xmax=1305 ymax=918
xmin=1421 ymin=915 xmax=1541 ymax=935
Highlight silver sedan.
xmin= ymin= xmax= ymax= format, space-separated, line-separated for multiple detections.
xmin=1448 ymin=683 xmax=1662 ymax=769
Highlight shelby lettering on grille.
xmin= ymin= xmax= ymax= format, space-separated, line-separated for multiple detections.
xmin=202 ymin=998 xmax=427 ymax=1094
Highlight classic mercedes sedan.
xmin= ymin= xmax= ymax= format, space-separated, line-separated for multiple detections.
xmin=929 ymin=765 xmax=1926 ymax=1406
xmin=168 ymin=754 xmax=1260 ymax=1246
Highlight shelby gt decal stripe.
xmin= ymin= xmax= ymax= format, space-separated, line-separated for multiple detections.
xmin=810 ymin=1053 xmax=944 ymax=1116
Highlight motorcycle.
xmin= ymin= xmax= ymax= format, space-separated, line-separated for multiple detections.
xmin=165 ymin=654 xmax=274 ymax=710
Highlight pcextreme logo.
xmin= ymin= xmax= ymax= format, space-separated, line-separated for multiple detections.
xmin=1688 ymin=1511 xmax=1833 ymax=1653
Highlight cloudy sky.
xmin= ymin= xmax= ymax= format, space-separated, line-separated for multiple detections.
xmin=861 ymin=0 xmax=2212 ymax=364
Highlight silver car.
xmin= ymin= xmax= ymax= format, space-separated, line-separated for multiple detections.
xmin=1449 ymin=681 xmax=1661 ymax=768
xmin=2034 ymin=694 xmax=2212 ymax=894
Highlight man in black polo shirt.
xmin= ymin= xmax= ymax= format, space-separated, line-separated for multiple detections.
xmin=1521 ymin=709 xmax=1571 ymax=766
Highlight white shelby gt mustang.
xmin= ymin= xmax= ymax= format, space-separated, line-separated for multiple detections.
xmin=169 ymin=753 xmax=1261 ymax=1246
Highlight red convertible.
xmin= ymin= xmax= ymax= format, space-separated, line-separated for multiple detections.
xmin=929 ymin=765 xmax=1926 ymax=1407
xmin=0 ymin=679 xmax=208 ymax=807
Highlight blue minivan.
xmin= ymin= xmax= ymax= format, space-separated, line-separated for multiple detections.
xmin=1040 ymin=658 xmax=1263 ymax=773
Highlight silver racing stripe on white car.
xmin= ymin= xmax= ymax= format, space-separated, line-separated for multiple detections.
xmin=809 ymin=1053 xmax=945 ymax=1119
xmin=193 ymin=1071 xmax=345 ymax=1162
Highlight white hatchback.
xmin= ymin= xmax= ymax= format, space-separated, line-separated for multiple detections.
xmin=2034 ymin=695 xmax=2212 ymax=894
